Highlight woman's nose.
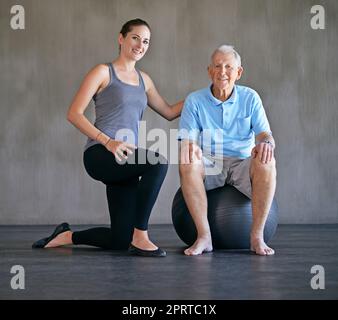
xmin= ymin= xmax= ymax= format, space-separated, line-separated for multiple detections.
xmin=136 ymin=40 xmax=142 ymax=48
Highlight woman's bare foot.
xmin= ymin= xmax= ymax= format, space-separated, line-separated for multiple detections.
xmin=45 ymin=231 xmax=73 ymax=248
xmin=131 ymin=229 xmax=158 ymax=251
xmin=184 ymin=235 xmax=213 ymax=256
xmin=250 ymin=237 xmax=275 ymax=255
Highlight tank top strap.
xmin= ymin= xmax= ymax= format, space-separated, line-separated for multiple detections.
xmin=136 ymin=69 xmax=146 ymax=90
xmin=106 ymin=62 xmax=115 ymax=86
xmin=106 ymin=63 xmax=145 ymax=89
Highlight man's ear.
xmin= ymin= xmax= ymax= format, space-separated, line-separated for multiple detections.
xmin=207 ymin=65 xmax=212 ymax=80
xmin=236 ymin=66 xmax=244 ymax=80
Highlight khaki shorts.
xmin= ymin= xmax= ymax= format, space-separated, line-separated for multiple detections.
xmin=203 ymin=154 xmax=252 ymax=199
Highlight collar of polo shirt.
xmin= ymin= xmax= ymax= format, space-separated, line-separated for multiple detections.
xmin=207 ymin=84 xmax=238 ymax=106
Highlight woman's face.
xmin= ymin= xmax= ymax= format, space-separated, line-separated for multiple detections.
xmin=119 ymin=25 xmax=151 ymax=61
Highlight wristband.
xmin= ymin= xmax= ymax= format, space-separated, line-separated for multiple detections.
xmin=262 ymin=140 xmax=274 ymax=148
xmin=95 ymin=131 xmax=103 ymax=141
xmin=104 ymin=138 xmax=111 ymax=146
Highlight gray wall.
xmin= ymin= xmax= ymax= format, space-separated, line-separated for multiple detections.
xmin=1 ymin=0 xmax=337 ymax=224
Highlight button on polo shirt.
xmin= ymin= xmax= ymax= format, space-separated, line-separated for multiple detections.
xmin=178 ymin=84 xmax=271 ymax=159
xmin=207 ymin=86 xmax=237 ymax=130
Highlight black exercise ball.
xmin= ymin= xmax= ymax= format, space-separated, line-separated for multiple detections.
xmin=172 ymin=185 xmax=278 ymax=249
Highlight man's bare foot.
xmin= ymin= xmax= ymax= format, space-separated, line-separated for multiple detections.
xmin=45 ymin=231 xmax=73 ymax=248
xmin=250 ymin=238 xmax=275 ymax=255
xmin=184 ymin=236 xmax=213 ymax=256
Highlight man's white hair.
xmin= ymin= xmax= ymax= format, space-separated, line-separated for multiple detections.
xmin=210 ymin=45 xmax=241 ymax=67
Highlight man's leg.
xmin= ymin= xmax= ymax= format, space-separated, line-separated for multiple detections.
xmin=250 ymin=156 xmax=277 ymax=255
xmin=179 ymin=161 xmax=213 ymax=256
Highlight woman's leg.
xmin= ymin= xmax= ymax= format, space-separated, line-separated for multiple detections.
xmin=134 ymin=151 xmax=168 ymax=230
xmin=130 ymin=149 xmax=168 ymax=250
xmin=72 ymin=145 xmax=168 ymax=250
xmin=72 ymin=179 xmax=138 ymax=249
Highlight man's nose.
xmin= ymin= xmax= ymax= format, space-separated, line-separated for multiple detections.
xmin=220 ymin=67 xmax=226 ymax=75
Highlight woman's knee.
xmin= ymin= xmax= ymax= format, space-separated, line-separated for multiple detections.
xmin=147 ymin=151 xmax=168 ymax=176
xmin=156 ymin=159 xmax=169 ymax=179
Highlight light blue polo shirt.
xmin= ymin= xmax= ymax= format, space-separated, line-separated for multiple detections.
xmin=178 ymin=85 xmax=271 ymax=159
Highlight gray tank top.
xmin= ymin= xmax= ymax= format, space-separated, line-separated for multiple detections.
xmin=84 ymin=63 xmax=148 ymax=151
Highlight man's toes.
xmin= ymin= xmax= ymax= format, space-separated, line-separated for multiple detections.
xmin=252 ymin=246 xmax=266 ymax=255
xmin=189 ymin=249 xmax=199 ymax=256
xmin=184 ymin=247 xmax=201 ymax=256
xmin=266 ymin=248 xmax=275 ymax=255
xmin=184 ymin=248 xmax=195 ymax=256
xmin=252 ymin=246 xmax=275 ymax=256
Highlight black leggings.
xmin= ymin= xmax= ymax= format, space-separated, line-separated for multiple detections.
xmin=72 ymin=144 xmax=168 ymax=250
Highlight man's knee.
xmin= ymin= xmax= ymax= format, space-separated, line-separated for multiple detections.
xmin=250 ymin=157 xmax=277 ymax=180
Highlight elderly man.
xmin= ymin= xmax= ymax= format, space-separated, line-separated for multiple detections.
xmin=178 ymin=45 xmax=276 ymax=256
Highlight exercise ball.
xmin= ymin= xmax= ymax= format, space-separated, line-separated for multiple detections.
xmin=172 ymin=185 xmax=278 ymax=249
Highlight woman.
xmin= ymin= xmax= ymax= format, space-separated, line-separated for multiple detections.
xmin=32 ymin=19 xmax=184 ymax=257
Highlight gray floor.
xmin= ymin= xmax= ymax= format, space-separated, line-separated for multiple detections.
xmin=0 ymin=224 xmax=337 ymax=300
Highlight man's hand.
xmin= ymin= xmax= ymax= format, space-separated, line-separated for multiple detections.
xmin=180 ymin=141 xmax=203 ymax=164
xmin=251 ymin=141 xmax=274 ymax=163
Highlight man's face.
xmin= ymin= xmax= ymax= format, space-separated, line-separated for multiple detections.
xmin=208 ymin=52 xmax=243 ymax=92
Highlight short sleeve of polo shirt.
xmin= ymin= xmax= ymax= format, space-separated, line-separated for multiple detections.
xmin=251 ymin=92 xmax=271 ymax=135
xmin=178 ymin=94 xmax=201 ymax=142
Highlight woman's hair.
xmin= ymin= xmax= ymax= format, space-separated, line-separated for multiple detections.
xmin=119 ymin=18 xmax=151 ymax=37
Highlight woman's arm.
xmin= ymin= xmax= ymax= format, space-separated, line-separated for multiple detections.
xmin=141 ymin=71 xmax=184 ymax=121
xmin=67 ymin=64 xmax=111 ymax=145
xmin=67 ymin=64 xmax=136 ymax=160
